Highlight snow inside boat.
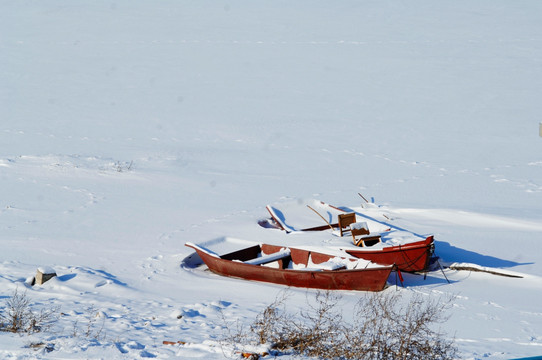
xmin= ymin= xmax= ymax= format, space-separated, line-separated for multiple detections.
xmin=265 ymin=198 xmax=435 ymax=272
xmin=185 ymin=238 xmax=394 ymax=292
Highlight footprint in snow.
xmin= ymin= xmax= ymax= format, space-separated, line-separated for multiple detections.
xmin=116 ymin=341 xmax=155 ymax=357
xmin=140 ymin=350 xmax=157 ymax=358
xmin=115 ymin=343 xmax=129 ymax=354
xmin=126 ymin=341 xmax=145 ymax=350
xmin=180 ymin=309 xmax=204 ymax=318
xmin=94 ymin=280 xmax=111 ymax=288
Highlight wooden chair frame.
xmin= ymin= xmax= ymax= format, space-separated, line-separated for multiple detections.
xmin=338 ymin=213 xmax=357 ymax=237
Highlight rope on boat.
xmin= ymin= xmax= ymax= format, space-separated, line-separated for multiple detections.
xmin=396 ymin=241 xmax=434 ymax=272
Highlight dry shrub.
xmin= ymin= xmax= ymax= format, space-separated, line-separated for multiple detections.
xmin=71 ymin=304 xmax=106 ymax=340
xmin=344 ymin=292 xmax=457 ymax=360
xmin=249 ymin=290 xmax=293 ymax=348
xmin=230 ymin=290 xmax=457 ymax=360
xmin=0 ymin=289 xmax=59 ymax=334
xmin=253 ymin=291 xmax=346 ymax=357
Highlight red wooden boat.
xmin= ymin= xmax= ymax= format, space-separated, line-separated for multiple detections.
xmin=185 ymin=241 xmax=394 ymax=292
xmin=343 ymin=236 xmax=434 ymax=273
xmin=265 ymin=199 xmax=434 ymax=272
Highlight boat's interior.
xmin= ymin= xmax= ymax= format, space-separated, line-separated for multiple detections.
xmin=338 ymin=213 xmax=382 ymax=247
xmin=220 ymin=244 xmax=349 ymax=271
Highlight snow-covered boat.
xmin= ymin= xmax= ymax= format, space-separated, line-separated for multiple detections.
xmin=185 ymin=238 xmax=394 ymax=291
xmin=264 ymin=199 xmax=435 ymax=272
xmin=343 ymin=236 xmax=434 ymax=273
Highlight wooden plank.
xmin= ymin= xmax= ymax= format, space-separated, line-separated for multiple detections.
xmin=244 ymin=249 xmax=291 ymax=265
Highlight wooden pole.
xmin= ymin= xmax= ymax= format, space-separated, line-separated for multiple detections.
xmin=448 ymin=264 xmax=523 ymax=278
xmin=358 ymin=193 xmax=369 ymax=203
xmin=306 ymin=205 xmax=334 ymax=231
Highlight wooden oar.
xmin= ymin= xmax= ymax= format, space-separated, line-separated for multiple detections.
xmin=358 ymin=192 xmax=369 ymax=203
xmin=448 ymin=263 xmax=523 ymax=278
xmin=306 ymin=205 xmax=334 ymax=231
xmin=358 ymin=193 xmax=391 ymax=220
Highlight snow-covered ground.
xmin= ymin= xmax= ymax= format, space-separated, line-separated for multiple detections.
xmin=1 ymin=1 xmax=542 ymax=358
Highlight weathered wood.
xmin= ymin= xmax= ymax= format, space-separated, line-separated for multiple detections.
xmin=244 ymin=249 xmax=291 ymax=265
xmin=338 ymin=213 xmax=356 ymax=236
xmin=353 ymin=234 xmax=382 ymax=247
xmin=448 ymin=264 xmax=523 ymax=278
xmin=186 ymin=242 xmax=393 ymax=291
xmin=306 ymin=205 xmax=334 ymax=231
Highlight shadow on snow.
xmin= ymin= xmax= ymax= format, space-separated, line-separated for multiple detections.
xmin=434 ymin=240 xmax=533 ymax=269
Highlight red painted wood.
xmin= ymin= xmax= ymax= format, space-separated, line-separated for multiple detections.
xmin=186 ymin=243 xmax=393 ymax=292
xmin=345 ymin=236 xmax=434 ymax=272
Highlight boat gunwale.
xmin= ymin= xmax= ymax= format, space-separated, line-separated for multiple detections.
xmin=186 ymin=242 xmax=394 ymax=274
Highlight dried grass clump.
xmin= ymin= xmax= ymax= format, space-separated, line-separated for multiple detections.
xmin=224 ymin=290 xmax=457 ymax=360
xmin=0 ymin=289 xmax=59 ymax=334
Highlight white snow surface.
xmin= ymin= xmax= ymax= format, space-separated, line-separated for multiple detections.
xmin=1 ymin=1 xmax=542 ymax=359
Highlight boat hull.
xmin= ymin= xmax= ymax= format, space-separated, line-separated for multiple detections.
xmin=186 ymin=243 xmax=393 ymax=292
xmin=345 ymin=236 xmax=434 ymax=272
xmin=265 ymin=200 xmax=435 ymax=272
